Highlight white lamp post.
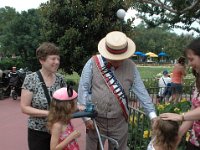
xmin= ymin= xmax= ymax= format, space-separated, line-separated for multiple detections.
xmin=116 ymin=9 xmax=126 ymax=31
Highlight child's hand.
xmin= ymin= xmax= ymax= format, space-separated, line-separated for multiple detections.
xmin=71 ymin=130 xmax=81 ymax=139
xmin=77 ymin=104 xmax=86 ymax=111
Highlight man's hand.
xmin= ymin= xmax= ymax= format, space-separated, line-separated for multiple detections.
xmin=85 ymin=119 xmax=94 ymax=130
xmin=77 ymin=104 xmax=86 ymax=111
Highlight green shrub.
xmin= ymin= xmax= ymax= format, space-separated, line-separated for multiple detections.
xmin=156 ymin=99 xmax=191 ymax=114
xmin=0 ymin=57 xmax=24 ymax=70
xmin=58 ymin=69 xmax=79 ymax=90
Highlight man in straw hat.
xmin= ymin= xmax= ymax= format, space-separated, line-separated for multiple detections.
xmin=78 ymin=31 xmax=157 ymax=149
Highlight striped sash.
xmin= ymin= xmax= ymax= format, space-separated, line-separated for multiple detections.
xmin=93 ymin=55 xmax=129 ymax=121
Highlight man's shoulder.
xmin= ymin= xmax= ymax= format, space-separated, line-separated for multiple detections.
xmin=125 ymin=59 xmax=136 ymax=66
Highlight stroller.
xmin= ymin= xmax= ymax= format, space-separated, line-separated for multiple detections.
xmin=8 ymin=72 xmax=23 ymax=100
xmin=72 ymin=104 xmax=119 ymax=150
xmin=2 ymin=68 xmax=29 ymax=100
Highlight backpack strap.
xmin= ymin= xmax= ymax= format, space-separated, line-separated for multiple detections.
xmin=36 ymin=71 xmax=51 ymax=106
xmin=162 ymin=77 xmax=166 ymax=85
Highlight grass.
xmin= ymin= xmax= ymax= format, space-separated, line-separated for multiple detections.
xmin=61 ymin=65 xmax=193 ymax=83
xmin=137 ymin=65 xmax=173 ymax=79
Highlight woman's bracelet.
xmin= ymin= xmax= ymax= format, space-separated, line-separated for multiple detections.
xmin=181 ymin=113 xmax=185 ymax=121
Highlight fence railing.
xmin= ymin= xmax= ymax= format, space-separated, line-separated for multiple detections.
xmin=129 ymin=85 xmax=194 ymax=107
xmin=128 ymin=106 xmax=151 ymax=150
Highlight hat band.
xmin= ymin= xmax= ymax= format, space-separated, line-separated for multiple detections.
xmin=106 ymin=44 xmax=128 ymax=54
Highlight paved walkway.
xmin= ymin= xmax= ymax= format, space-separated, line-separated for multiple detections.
xmin=0 ymin=97 xmax=86 ymax=150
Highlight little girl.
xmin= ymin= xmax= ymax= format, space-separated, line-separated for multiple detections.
xmin=48 ymin=86 xmax=84 ymax=150
xmin=147 ymin=117 xmax=179 ymax=150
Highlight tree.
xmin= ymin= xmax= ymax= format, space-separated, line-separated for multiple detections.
xmin=0 ymin=7 xmax=18 ymax=57
xmin=0 ymin=7 xmax=18 ymax=34
xmin=127 ymin=0 xmax=200 ymax=33
xmin=40 ymin=0 xmax=134 ymax=74
xmin=0 ymin=9 xmax=43 ymax=68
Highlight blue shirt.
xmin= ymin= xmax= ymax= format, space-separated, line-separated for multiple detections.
xmin=78 ymin=58 xmax=157 ymax=120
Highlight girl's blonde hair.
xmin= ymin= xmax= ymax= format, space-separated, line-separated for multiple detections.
xmin=153 ymin=118 xmax=179 ymax=150
xmin=47 ymin=99 xmax=77 ymax=130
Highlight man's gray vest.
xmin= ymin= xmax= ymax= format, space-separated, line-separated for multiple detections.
xmin=91 ymin=58 xmax=135 ymax=118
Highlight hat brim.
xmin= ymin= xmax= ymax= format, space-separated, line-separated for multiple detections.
xmin=98 ymin=37 xmax=136 ymax=60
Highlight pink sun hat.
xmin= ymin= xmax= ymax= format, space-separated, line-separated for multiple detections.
xmin=53 ymin=87 xmax=78 ymax=101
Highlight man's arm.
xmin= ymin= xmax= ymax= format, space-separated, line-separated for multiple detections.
xmin=77 ymin=58 xmax=93 ymax=123
xmin=78 ymin=58 xmax=93 ymax=105
xmin=131 ymin=67 xmax=157 ymax=120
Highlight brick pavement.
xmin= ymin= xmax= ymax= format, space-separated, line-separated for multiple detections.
xmin=0 ymin=97 xmax=86 ymax=150
xmin=0 ymin=97 xmax=112 ymax=150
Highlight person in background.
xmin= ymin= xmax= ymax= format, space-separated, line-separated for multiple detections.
xmin=147 ymin=117 xmax=179 ymax=150
xmin=170 ymin=56 xmax=186 ymax=102
xmin=20 ymin=42 xmax=66 ymax=150
xmin=158 ymin=70 xmax=171 ymax=102
xmin=160 ymin=38 xmax=200 ymax=150
xmin=78 ymin=31 xmax=157 ymax=150
xmin=7 ymin=67 xmax=17 ymax=78
xmin=47 ymin=86 xmax=82 ymax=150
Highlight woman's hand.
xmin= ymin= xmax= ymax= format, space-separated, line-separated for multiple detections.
xmin=160 ymin=113 xmax=182 ymax=121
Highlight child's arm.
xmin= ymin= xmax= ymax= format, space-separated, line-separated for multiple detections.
xmin=50 ymin=123 xmax=63 ymax=150
xmin=55 ymin=130 xmax=81 ymax=150
xmin=50 ymin=122 xmax=81 ymax=150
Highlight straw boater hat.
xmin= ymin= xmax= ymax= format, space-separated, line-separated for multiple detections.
xmin=53 ymin=87 xmax=78 ymax=101
xmin=98 ymin=31 xmax=136 ymax=60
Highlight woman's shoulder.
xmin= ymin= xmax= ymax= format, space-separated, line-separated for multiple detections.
xmin=173 ymin=64 xmax=185 ymax=71
xmin=55 ymin=73 xmax=64 ymax=78
xmin=174 ymin=63 xmax=180 ymax=68
xmin=55 ymin=73 xmax=66 ymax=87
xmin=26 ymin=71 xmax=37 ymax=76
xmin=177 ymin=63 xmax=185 ymax=69
xmin=55 ymin=73 xmax=65 ymax=81
xmin=24 ymin=72 xmax=38 ymax=80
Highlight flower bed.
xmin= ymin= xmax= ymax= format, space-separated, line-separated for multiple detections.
xmin=128 ymin=99 xmax=191 ymax=150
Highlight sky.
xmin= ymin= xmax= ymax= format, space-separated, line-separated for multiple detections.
xmin=0 ymin=0 xmax=49 ymax=12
